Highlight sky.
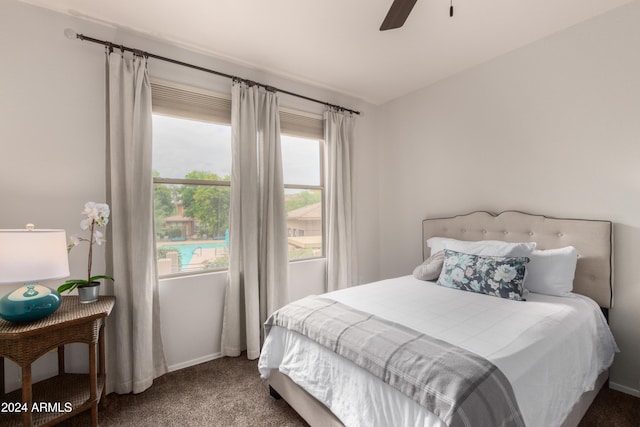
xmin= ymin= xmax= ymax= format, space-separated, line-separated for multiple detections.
xmin=152 ymin=114 xmax=320 ymax=186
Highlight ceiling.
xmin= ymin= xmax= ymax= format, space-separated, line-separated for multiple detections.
xmin=19 ymin=0 xmax=635 ymax=105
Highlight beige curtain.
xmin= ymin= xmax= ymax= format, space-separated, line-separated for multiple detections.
xmin=325 ymin=109 xmax=357 ymax=291
xmin=221 ymin=81 xmax=288 ymax=359
xmin=105 ymin=51 xmax=167 ymax=393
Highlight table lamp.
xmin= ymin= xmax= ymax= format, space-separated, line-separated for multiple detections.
xmin=0 ymin=225 xmax=69 ymax=322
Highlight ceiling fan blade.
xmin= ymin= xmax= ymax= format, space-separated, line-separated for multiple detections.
xmin=380 ymin=0 xmax=418 ymax=31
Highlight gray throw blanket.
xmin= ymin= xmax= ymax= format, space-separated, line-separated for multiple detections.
xmin=265 ymin=296 xmax=525 ymax=427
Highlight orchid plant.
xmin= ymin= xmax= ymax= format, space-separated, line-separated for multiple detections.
xmin=57 ymin=202 xmax=115 ymax=294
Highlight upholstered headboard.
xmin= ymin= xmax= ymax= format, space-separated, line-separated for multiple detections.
xmin=422 ymin=211 xmax=613 ymax=308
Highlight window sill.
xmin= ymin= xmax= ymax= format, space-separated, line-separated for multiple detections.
xmin=159 ymin=268 xmax=226 ymax=281
xmin=158 ymin=257 xmax=326 ymax=281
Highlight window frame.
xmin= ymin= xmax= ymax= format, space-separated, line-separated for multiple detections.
xmin=281 ymin=134 xmax=326 ymax=262
xmin=151 ymin=79 xmax=233 ymax=278
xmin=151 ymin=79 xmax=327 ymax=278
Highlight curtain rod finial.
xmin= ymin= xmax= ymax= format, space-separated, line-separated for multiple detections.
xmin=64 ymin=28 xmax=77 ymax=40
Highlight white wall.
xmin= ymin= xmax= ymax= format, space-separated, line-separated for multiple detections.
xmin=158 ymin=259 xmax=327 ymax=371
xmin=0 ymin=0 xmax=379 ymax=391
xmin=377 ymin=1 xmax=640 ymax=395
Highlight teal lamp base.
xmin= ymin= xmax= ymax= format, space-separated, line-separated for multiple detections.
xmin=0 ymin=283 xmax=62 ymax=323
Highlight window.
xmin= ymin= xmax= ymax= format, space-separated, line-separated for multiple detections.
xmin=151 ymin=81 xmax=232 ymax=277
xmin=151 ymin=81 xmax=325 ymax=276
xmin=281 ymin=135 xmax=324 ymax=261
xmin=280 ymin=109 xmax=325 ymax=261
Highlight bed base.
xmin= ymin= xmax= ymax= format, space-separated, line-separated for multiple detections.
xmin=559 ymin=370 xmax=608 ymax=427
xmin=268 ymin=370 xmax=343 ymax=427
xmin=269 ymin=369 xmax=609 ymax=427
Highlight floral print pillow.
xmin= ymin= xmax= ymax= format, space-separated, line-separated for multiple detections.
xmin=437 ymin=249 xmax=530 ymax=301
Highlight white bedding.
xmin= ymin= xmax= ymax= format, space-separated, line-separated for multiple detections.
xmin=259 ymin=276 xmax=618 ymax=427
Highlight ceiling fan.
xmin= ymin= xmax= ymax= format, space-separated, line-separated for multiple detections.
xmin=380 ymin=0 xmax=453 ymax=31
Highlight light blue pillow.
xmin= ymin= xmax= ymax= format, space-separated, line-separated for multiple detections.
xmin=437 ymin=249 xmax=530 ymax=301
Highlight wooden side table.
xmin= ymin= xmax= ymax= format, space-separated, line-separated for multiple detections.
xmin=0 ymin=296 xmax=115 ymax=427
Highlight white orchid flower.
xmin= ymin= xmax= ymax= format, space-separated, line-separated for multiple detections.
xmin=80 ymin=217 xmax=92 ymax=230
xmin=92 ymin=203 xmax=111 ymax=226
xmin=80 ymin=202 xmax=111 ymax=228
xmin=69 ymin=234 xmax=81 ymax=246
xmin=97 ymin=203 xmax=110 ymax=216
xmin=82 ymin=201 xmax=98 ymax=218
xmin=93 ymin=230 xmax=106 ymax=246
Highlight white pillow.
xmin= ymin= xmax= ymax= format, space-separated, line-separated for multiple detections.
xmin=524 ymin=246 xmax=578 ymax=297
xmin=425 ymin=237 xmax=451 ymax=255
xmin=426 ymin=237 xmax=536 ymax=257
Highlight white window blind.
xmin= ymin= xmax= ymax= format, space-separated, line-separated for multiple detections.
xmin=150 ymin=80 xmax=323 ymax=139
xmin=151 ymin=80 xmax=231 ymax=124
xmin=279 ymin=108 xmax=323 ymax=140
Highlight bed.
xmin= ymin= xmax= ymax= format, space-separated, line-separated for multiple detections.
xmin=258 ymin=211 xmax=617 ymax=427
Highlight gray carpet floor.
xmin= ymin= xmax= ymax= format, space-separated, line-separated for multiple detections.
xmin=61 ymin=355 xmax=639 ymax=427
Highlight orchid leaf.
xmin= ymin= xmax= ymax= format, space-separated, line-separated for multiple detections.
xmin=89 ymin=275 xmax=115 ymax=283
xmin=57 ymin=279 xmax=88 ymax=294
xmin=57 ymin=283 xmax=76 ymax=293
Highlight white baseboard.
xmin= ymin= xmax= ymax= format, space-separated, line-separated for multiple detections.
xmin=609 ymin=381 xmax=640 ymax=398
xmin=167 ymin=352 xmax=222 ymax=373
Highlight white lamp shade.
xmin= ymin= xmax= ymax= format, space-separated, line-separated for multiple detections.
xmin=0 ymin=229 xmax=70 ymax=283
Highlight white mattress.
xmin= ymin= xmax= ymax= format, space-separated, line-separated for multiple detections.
xmin=259 ymin=276 xmax=618 ymax=427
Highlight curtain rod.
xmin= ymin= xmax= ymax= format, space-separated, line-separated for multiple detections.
xmin=65 ymin=29 xmax=361 ymax=116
